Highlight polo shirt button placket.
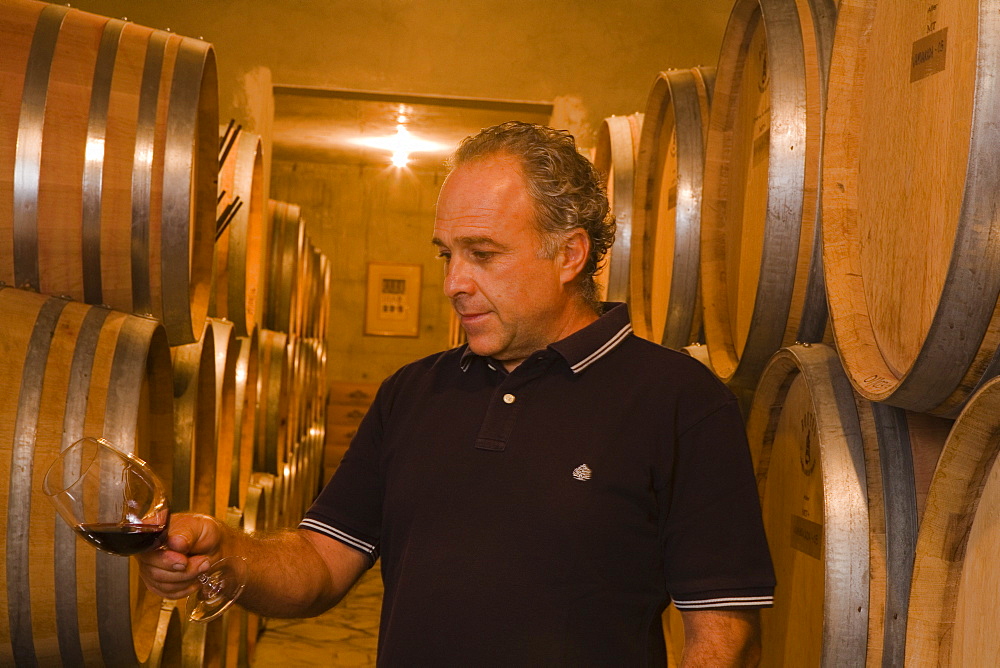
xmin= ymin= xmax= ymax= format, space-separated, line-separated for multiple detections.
xmin=474 ymin=375 xmax=533 ymax=451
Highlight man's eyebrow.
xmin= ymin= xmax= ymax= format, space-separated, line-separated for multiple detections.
xmin=431 ymin=236 xmax=509 ymax=250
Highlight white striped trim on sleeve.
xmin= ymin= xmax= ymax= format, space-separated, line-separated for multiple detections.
xmin=299 ymin=518 xmax=378 ymax=561
xmin=672 ymin=594 xmax=774 ymax=610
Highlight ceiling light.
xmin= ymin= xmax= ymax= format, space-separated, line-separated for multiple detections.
xmin=351 ymin=124 xmax=446 ymax=167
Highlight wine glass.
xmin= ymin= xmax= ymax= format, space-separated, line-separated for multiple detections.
xmin=43 ymin=436 xmax=247 ymax=623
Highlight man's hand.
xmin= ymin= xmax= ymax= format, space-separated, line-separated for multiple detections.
xmin=136 ymin=512 xmax=225 ymax=599
xmin=680 ymin=609 xmax=762 ymax=667
xmin=136 ymin=512 xmax=370 ymax=619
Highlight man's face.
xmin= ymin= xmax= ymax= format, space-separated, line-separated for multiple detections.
xmin=432 ymin=154 xmax=580 ymax=370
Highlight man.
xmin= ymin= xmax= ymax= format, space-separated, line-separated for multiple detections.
xmin=139 ymin=122 xmax=775 ymax=666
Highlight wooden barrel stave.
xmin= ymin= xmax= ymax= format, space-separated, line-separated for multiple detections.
xmin=209 ymin=318 xmax=239 ymax=517
xmin=240 ymin=477 xmax=271 ymax=664
xmin=255 ymin=330 xmax=290 ymax=477
xmin=143 ymin=602 xmax=183 ymax=668
xmin=230 ymin=330 xmax=259 ymax=510
xmin=170 ymin=320 xmax=218 ymax=516
xmin=182 ymin=611 xmax=227 ymax=668
xmin=316 ymin=253 xmax=331 ymax=342
xmin=0 ymin=1 xmax=46 ymax=271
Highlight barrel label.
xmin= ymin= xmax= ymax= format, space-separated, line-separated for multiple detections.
xmin=863 ymin=374 xmax=894 ymax=392
xmin=911 ymin=28 xmax=947 ymax=83
xmin=756 ymin=36 xmax=769 ymax=93
xmin=753 ymin=129 xmax=770 ymax=166
xmin=791 ymin=514 xmax=822 ymax=559
xmin=800 ymin=412 xmax=817 ymax=475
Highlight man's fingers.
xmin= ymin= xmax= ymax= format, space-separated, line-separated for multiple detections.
xmin=138 ymin=552 xmax=213 ymax=597
xmin=137 ymin=513 xmax=221 ymax=598
xmin=165 ymin=513 xmax=221 ymax=556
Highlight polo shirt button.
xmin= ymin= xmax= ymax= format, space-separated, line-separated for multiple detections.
xmin=503 ymin=393 xmax=516 ymax=404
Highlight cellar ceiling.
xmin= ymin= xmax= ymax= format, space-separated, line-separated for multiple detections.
xmin=272 ymin=86 xmax=553 ymax=169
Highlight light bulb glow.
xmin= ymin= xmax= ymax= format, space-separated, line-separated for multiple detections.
xmin=350 ymin=124 xmax=445 ymax=165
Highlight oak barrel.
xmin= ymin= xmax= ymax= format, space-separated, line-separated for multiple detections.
xmin=294 ymin=241 xmax=325 ymax=339
xmin=0 ymin=286 xmax=173 ymax=666
xmin=262 ymin=201 xmax=305 ymax=335
xmin=0 ymin=0 xmax=218 ymax=345
xmin=746 ymin=343 xmax=948 ymax=666
xmin=240 ymin=476 xmax=272 ymax=663
xmin=181 ymin=591 xmax=227 ymax=668
xmin=822 ymin=0 xmax=1000 ymax=416
xmin=230 ymin=329 xmax=259 ymax=510
xmin=143 ymin=602 xmax=183 ymax=668
xmin=170 ymin=319 xmax=218 ymax=516
xmin=700 ymin=0 xmax=835 ymax=394
xmin=316 ymin=252 xmax=331 ymax=342
xmin=255 ymin=329 xmax=291 ymax=476
xmin=630 ymin=67 xmax=714 ymax=349
xmin=593 ymin=112 xmax=643 ymax=304
xmin=906 ymin=375 xmax=1000 ymax=665
xmin=208 ymin=317 xmax=238 ymax=517
xmin=289 ymin=336 xmax=326 ymax=451
xmin=214 ymin=128 xmax=266 ymax=338
xmin=680 ymin=342 xmax=712 ymax=369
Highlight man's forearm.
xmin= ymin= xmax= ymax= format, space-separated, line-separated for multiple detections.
xmin=680 ymin=609 xmax=761 ymax=668
xmin=223 ymin=528 xmax=361 ymax=618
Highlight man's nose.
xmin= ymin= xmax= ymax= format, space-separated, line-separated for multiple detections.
xmin=443 ymin=258 xmax=473 ymax=298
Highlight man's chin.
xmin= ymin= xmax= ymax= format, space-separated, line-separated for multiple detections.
xmin=464 ymin=339 xmax=491 ymax=357
xmin=464 ymin=333 xmax=499 ymax=358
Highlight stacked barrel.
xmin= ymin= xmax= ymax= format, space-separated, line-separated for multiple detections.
xmin=592 ymin=112 xmax=643 ymax=304
xmin=0 ymin=1 xmax=331 ymax=665
xmin=599 ymin=0 xmax=1000 ymax=665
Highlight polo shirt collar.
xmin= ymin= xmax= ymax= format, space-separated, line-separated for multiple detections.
xmin=459 ymin=302 xmax=633 ymax=374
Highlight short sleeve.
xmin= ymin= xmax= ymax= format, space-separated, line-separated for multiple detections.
xmin=299 ymin=381 xmax=389 ymax=566
xmin=662 ymin=398 xmax=776 ymax=610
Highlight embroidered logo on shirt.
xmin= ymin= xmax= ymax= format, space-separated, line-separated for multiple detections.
xmin=572 ymin=464 xmax=592 ymax=481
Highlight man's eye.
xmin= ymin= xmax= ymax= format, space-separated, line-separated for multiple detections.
xmin=472 ymin=251 xmax=495 ymax=261
xmin=436 ymin=251 xmax=451 ymax=261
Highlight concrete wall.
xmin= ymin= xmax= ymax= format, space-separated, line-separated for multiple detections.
xmin=270 ymin=161 xmax=450 ymax=383
xmin=63 ymin=0 xmax=736 ymax=384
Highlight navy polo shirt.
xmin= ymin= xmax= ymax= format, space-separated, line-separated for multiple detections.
xmin=301 ymin=303 xmax=775 ymax=666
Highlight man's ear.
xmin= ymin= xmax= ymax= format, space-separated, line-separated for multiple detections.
xmin=559 ymin=228 xmax=591 ymax=285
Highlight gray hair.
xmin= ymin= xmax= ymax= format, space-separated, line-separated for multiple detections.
xmin=449 ymin=121 xmax=615 ymax=309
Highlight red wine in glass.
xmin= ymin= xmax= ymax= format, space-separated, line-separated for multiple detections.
xmin=73 ymin=522 xmax=167 ymax=556
xmin=43 ymin=436 xmax=246 ymax=622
